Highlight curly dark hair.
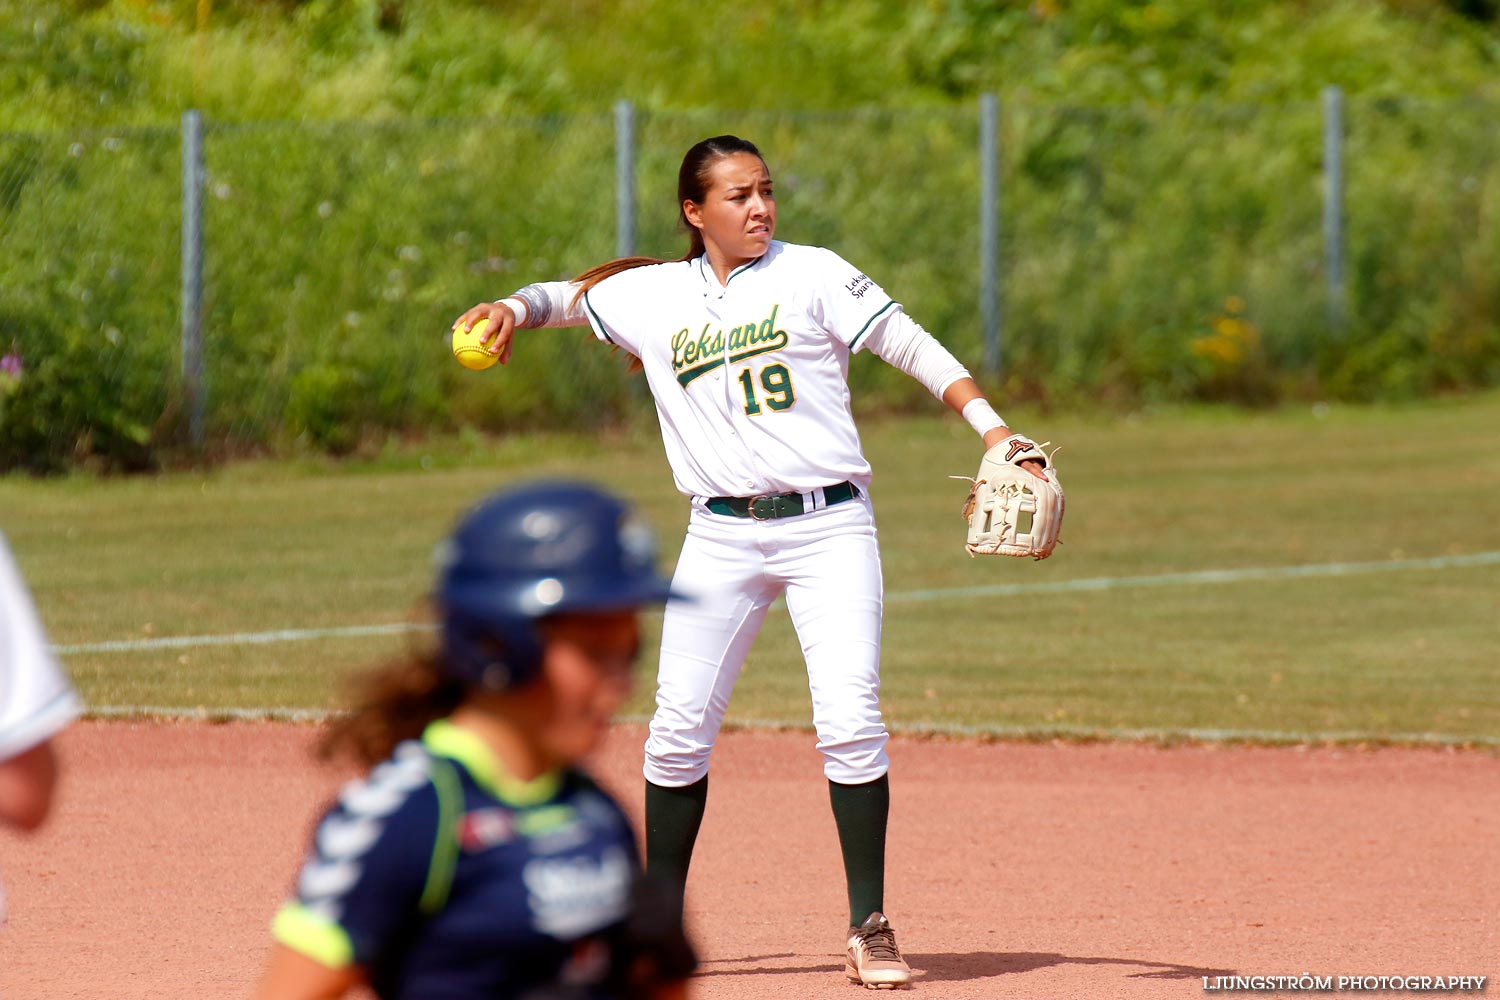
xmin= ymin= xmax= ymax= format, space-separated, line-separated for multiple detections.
xmin=317 ymin=636 xmax=466 ymax=768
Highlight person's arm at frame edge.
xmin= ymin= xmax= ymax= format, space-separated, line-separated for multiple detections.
xmin=0 ymin=740 xmax=60 ymax=832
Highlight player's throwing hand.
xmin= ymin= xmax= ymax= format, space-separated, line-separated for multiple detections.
xmin=451 ymin=299 xmax=520 ymax=365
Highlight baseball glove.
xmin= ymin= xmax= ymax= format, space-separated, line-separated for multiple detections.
xmin=953 ymin=434 xmax=1064 ymax=559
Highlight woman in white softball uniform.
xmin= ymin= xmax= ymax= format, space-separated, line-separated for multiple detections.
xmin=454 ymin=134 xmax=1047 ymax=989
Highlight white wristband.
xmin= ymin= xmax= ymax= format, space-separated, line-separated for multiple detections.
xmin=961 ymin=398 xmax=1005 ymax=437
xmin=498 ymin=297 xmax=528 ymax=328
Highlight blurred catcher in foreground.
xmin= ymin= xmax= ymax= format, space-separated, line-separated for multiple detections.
xmin=256 ymin=482 xmax=696 ymax=1000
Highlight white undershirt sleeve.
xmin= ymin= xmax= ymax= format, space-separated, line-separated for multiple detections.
xmin=501 ymin=281 xmax=590 ymax=329
xmin=858 ymin=305 xmax=972 ymax=401
xmin=1 ymin=535 xmax=82 ymax=760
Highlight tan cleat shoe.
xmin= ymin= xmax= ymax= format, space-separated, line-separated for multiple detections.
xmin=845 ymin=912 xmax=911 ymax=989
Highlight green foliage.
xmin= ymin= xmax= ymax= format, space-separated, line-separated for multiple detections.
xmin=5 ymin=0 xmax=1500 ymax=128
xmin=190 ymin=113 xmax=629 ymax=451
xmin=0 ymin=129 xmax=179 ymax=472
xmin=0 ymin=305 xmax=165 ymax=473
xmin=6 ymin=97 xmax=1500 ymax=468
xmin=4 ymin=1 xmax=1500 ymax=469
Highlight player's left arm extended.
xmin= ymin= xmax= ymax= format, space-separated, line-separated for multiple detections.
xmin=938 ymin=379 xmax=1051 ymax=482
xmin=860 ymin=309 xmax=1043 ymax=466
xmin=858 ymin=306 xmax=967 ymax=401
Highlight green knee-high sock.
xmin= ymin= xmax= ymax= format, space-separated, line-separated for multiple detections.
xmin=829 ymin=774 xmax=890 ymax=926
xmin=645 ymin=776 xmax=709 ymax=899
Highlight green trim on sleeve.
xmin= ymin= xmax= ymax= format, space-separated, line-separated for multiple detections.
xmin=582 ymin=288 xmax=615 ymax=345
xmin=848 ymin=299 xmax=898 ymax=351
xmin=272 ymin=903 xmax=355 ymax=969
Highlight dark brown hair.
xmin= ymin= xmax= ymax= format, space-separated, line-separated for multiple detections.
xmin=570 ymin=135 xmax=767 ymax=300
xmin=318 ymin=646 xmax=466 ymax=768
xmin=318 ymin=611 xmax=573 ymax=769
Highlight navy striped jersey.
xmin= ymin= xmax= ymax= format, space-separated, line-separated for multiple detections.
xmin=273 ymin=719 xmax=643 ymax=999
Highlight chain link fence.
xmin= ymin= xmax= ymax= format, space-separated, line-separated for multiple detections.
xmin=0 ymin=126 xmax=180 ymax=470
xmin=2 ymin=97 xmax=1498 ymax=471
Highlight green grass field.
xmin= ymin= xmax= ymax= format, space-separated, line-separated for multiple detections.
xmin=4 ymin=394 xmax=1499 ymax=744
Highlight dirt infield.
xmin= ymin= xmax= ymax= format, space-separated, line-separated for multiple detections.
xmin=0 ymin=722 xmax=1495 ymax=999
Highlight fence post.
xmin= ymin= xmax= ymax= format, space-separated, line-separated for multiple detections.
xmin=180 ymin=109 xmax=205 ymax=450
xmin=614 ymin=100 xmax=636 ymax=259
xmin=979 ymin=92 xmax=1002 ymax=381
xmin=1322 ymin=85 xmax=1346 ymax=336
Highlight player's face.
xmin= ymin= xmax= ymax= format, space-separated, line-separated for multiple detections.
xmin=534 ymin=611 xmax=642 ymax=766
xmin=684 ymin=152 xmax=776 ymax=265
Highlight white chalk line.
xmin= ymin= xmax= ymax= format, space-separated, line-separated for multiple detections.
xmin=56 ymin=623 xmax=422 ymax=655
xmin=65 ymin=549 xmax=1500 ymax=747
xmin=884 ymin=549 xmax=1500 ymax=604
xmin=54 ymin=549 xmax=1500 ymax=657
xmin=80 ymin=705 xmax=1500 ymax=748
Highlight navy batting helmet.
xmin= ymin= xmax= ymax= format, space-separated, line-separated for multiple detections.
xmin=434 ymin=480 xmax=679 ymax=690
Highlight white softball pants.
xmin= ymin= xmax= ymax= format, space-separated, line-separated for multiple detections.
xmin=643 ymin=494 xmax=889 ymax=787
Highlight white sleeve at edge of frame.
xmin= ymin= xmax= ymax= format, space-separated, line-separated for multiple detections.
xmin=0 ymin=535 xmax=82 ymax=761
xmin=859 ymin=307 xmax=972 ymax=401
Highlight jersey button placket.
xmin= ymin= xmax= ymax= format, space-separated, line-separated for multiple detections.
xmin=731 ymin=348 xmax=757 ymax=495
xmin=717 ymin=290 xmax=765 ymax=498
xmin=698 ymin=297 xmax=750 ymax=492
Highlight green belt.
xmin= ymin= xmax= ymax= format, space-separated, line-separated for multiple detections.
xmin=706 ymin=481 xmax=860 ymax=520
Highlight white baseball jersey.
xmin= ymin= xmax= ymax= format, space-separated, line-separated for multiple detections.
xmin=505 ymin=240 xmax=971 ymax=787
xmin=579 ymin=242 xmax=903 ymax=498
xmin=0 ymin=532 xmax=82 ymax=762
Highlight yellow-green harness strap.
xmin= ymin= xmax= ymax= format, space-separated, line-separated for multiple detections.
xmin=420 ymin=756 xmax=463 ymax=915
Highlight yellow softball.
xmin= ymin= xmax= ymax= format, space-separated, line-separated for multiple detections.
xmin=452 ymin=317 xmax=499 ymax=371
